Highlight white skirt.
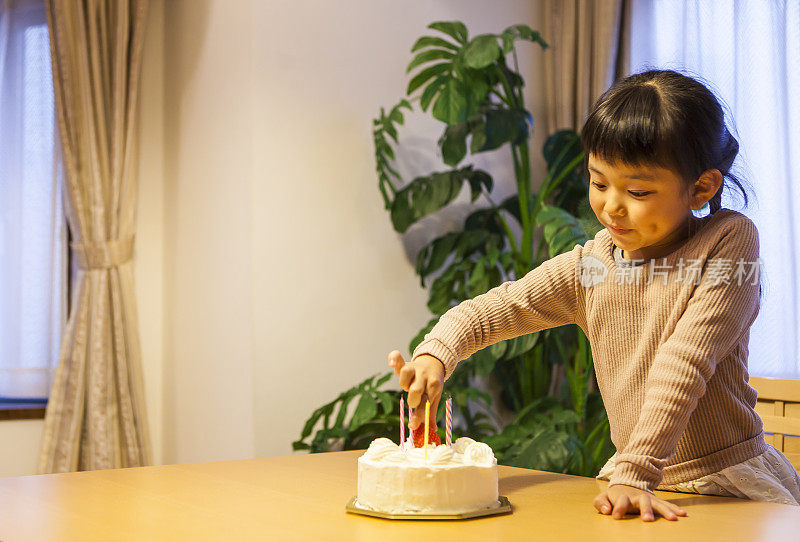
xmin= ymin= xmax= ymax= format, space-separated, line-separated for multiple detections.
xmin=596 ymin=443 xmax=800 ymax=506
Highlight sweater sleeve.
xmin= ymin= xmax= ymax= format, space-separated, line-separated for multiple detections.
xmin=411 ymin=241 xmax=587 ymax=381
xmin=609 ymin=217 xmax=762 ymax=492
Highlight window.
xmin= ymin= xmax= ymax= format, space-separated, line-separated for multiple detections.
xmin=0 ymin=0 xmax=66 ymax=400
xmin=628 ymin=0 xmax=800 ymax=378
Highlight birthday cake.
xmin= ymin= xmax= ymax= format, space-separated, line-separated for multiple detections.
xmin=355 ymin=436 xmax=500 ymax=515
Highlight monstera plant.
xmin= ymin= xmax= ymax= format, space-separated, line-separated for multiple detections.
xmin=294 ymin=21 xmax=614 ymax=477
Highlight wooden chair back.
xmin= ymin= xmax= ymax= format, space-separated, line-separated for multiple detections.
xmin=749 ymin=376 xmax=800 ymax=475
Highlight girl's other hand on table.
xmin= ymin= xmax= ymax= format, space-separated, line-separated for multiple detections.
xmin=594 ymin=484 xmax=688 ymax=521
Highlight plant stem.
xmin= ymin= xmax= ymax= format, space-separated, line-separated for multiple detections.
xmin=517 ymin=141 xmax=534 ymax=268
xmin=494 ymin=54 xmax=534 ymax=271
xmin=482 ymin=192 xmax=520 ymax=257
xmin=509 ymin=143 xmax=530 ymax=269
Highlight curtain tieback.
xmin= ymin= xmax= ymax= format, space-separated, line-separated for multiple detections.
xmin=71 ymin=237 xmax=135 ymax=269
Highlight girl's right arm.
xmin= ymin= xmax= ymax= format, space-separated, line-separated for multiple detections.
xmin=411 ymin=240 xmax=589 ymax=382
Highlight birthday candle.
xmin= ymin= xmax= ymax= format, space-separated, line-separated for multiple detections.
xmin=446 ymin=395 xmax=452 ymax=446
xmin=400 ymin=396 xmax=405 ymax=445
xmin=424 ymin=399 xmax=430 ymax=460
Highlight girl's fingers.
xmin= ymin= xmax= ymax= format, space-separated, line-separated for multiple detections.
xmin=407 ymin=382 xmax=426 ymax=428
xmin=387 ymin=350 xmax=405 ymax=376
xmin=639 ymin=498 xmax=655 ymax=522
xmin=667 ymin=501 xmax=687 ymax=516
xmin=426 ymin=375 xmax=443 ymax=406
xmin=612 ymin=495 xmax=631 ymax=519
xmin=428 ymin=394 xmax=440 ymax=427
xmin=409 ymin=392 xmax=440 ymax=430
xmin=652 ymin=500 xmax=678 ymax=521
xmin=409 ymin=393 xmax=430 ymax=430
xmin=593 ymin=493 xmax=613 ymax=515
xmin=398 ymin=364 xmax=415 ymax=392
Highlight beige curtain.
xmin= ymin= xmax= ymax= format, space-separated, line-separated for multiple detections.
xmin=38 ymin=0 xmax=151 ymax=473
xmin=542 ymin=0 xmax=632 ymax=133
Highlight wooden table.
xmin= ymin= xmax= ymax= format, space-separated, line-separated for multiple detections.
xmin=0 ymin=450 xmax=797 ymax=541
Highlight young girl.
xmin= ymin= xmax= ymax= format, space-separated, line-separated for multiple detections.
xmin=387 ymin=69 xmax=800 ymax=520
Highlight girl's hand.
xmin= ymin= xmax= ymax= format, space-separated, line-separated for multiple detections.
xmin=387 ymin=350 xmax=445 ymax=431
xmin=594 ymin=485 xmax=688 ymax=521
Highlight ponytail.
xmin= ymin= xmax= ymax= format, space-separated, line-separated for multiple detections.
xmin=707 ymin=127 xmax=745 ymax=215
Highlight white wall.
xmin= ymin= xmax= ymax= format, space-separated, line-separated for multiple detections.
xmin=0 ymin=420 xmax=42 ymax=477
xmin=0 ymin=0 xmax=551 ymax=474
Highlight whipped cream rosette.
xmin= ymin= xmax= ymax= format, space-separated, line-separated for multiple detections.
xmin=363 ymin=438 xmax=399 ymax=461
xmin=453 ymin=436 xmax=477 ymax=454
xmin=462 ymin=442 xmax=495 ymax=467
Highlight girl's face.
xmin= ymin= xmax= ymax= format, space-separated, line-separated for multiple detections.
xmin=587 ymin=153 xmax=696 ymax=261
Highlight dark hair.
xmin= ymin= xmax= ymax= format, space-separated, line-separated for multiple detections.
xmin=580 ymin=69 xmax=753 ymax=214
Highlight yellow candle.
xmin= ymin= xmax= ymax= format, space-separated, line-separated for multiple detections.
xmin=424 ymin=399 xmax=430 ymax=460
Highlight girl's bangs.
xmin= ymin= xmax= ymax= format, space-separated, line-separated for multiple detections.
xmin=581 ymin=85 xmax=679 ymax=172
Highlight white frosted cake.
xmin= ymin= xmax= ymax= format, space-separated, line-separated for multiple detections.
xmin=356 ymin=436 xmax=500 ymax=515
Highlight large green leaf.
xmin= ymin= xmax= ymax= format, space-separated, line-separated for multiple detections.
xmin=494 ymin=61 xmax=525 ymax=90
xmin=407 ymin=62 xmax=450 ymax=95
xmin=432 ymin=77 xmax=468 ymax=124
xmin=390 ymin=169 xmax=463 ymax=233
xmin=411 ymin=35 xmax=460 ymax=52
xmin=535 ymin=205 xmax=587 ymax=257
xmin=350 ymin=394 xmax=379 ymax=431
xmin=457 ymin=229 xmax=495 ymax=258
xmin=407 ymin=28 xmax=494 ymax=127
xmin=470 ymin=108 xmax=530 ymax=153
xmin=440 ymin=122 xmax=469 ymax=166
xmin=406 ymin=48 xmax=456 ymax=74
xmin=464 ymin=207 xmax=506 ymax=235
xmin=309 ymin=427 xmax=348 ymax=453
xmin=333 ymin=393 xmax=357 ymax=428
xmin=463 ymin=34 xmax=502 ymax=69
xmin=300 ymin=401 xmax=335 ymax=440
xmin=465 ymin=169 xmax=493 ymax=201
xmin=373 ymin=372 xmax=392 ymax=388
xmin=428 ymin=21 xmax=469 ymax=44
xmin=543 ymin=129 xmax=583 ymax=173
xmin=427 ymin=260 xmax=467 ymax=314
xmin=390 ymin=167 xmax=492 ymax=233
xmin=503 ymin=332 xmax=539 ymax=359
xmin=464 ymin=73 xmax=490 ymax=118
xmin=467 ymin=256 xmax=490 ymax=296
xmin=415 ymin=232 xmax=459 ymax=285
xmin=420 ymin=74 xmax=447 ymax=111
xmin=501 ymin=24 xmax=549 ymax=51
xmin=415 ymin=228 xmax=502 ymax=286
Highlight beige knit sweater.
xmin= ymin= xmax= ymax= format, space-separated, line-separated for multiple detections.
xmin=412 ymin=208 xmax=766 ymax=492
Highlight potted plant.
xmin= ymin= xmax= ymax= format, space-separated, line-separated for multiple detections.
xmin=294 ymin=21 xmax=613 ymax=477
